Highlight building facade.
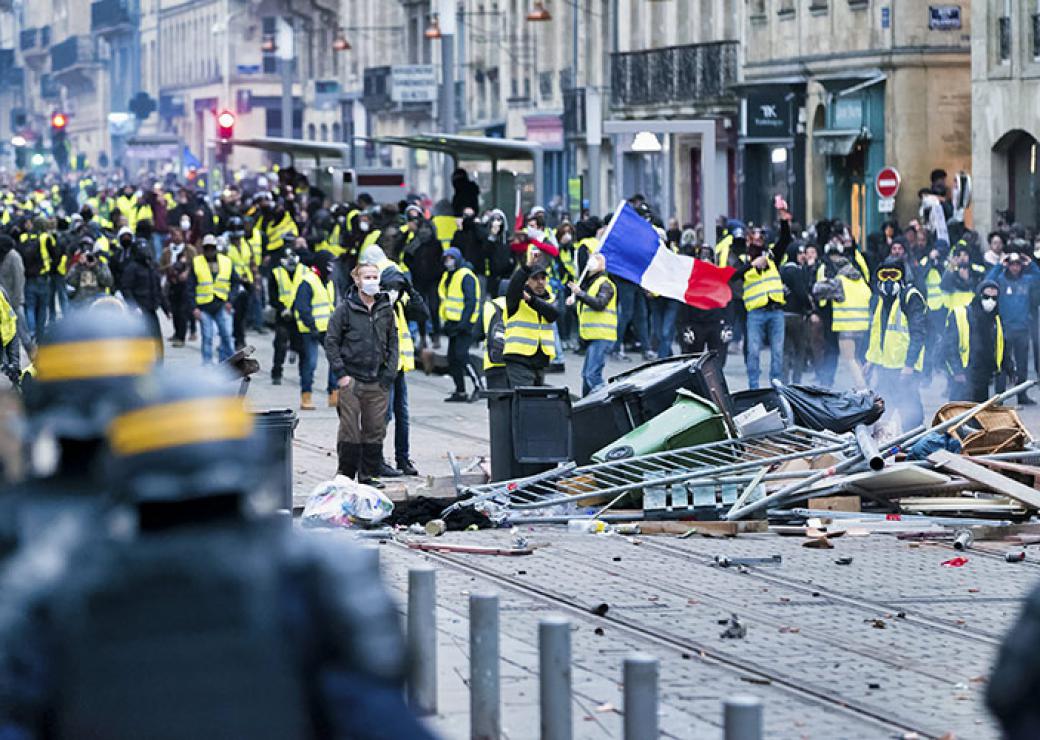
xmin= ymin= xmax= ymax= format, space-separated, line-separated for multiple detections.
xmin=971 ymin=0 xmax=1040 ymax=236
xmin=743 ymin=0 xmax=972 ymax=241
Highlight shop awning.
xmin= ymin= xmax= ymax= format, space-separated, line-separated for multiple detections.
xmin=812 ymin=127 xmax=871 ymax=157
xmin=228 ymin=137 xmax=351 ymax=164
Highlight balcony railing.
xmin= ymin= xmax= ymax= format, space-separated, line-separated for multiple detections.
xmin=610 ymin=40 xmax=738 ymax=109
xmin=51 ymin=36 xmax=95 ymax=73
xmin=91 ymin=0 xmax=134 ymax=33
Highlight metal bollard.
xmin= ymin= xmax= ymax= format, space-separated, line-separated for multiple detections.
xmin=407 ymin=568 xmax=437 ymax=715
xmin=358 ymin=544 xmax=380 ymax=575
xmin=723 ymin=695 xmax=763 ymax=740
xmin=469 ymin=593 xmax=500 ymax=740
xmin=623 ymin=655 xmax=658 ymax=740
xmin=539 ymin=616 xmax=572 ymax=740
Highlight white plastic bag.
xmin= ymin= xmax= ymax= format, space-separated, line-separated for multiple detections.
xmin=301 ymin=475 xmax=394 ymax=529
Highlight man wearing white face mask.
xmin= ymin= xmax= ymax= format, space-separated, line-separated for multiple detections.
xmin=944 ymin=280 xmax=1008 ymax=402
xmin=324 ymin=263 xmax=398 ymax=488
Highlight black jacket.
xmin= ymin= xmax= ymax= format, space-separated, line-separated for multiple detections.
xmin=120 ymin=254 xmax=167 ymax=314
xmin=944 ymin=296 xmax=1006 ymax=377
xmin=324 ymin=288 xmax=398 ymax=386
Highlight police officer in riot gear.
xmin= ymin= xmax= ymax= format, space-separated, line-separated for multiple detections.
xmin=0 ymin=366 xmax=433 ymax=739
xmin=0 ymin=309 xmax=160 ymax=559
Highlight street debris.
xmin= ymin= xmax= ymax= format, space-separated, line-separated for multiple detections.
xmin=942 ymin=557 xmax=970 ymax=568
xmin=714 ymin=554 xmax=782 ymax=568
xmin=835 ymin=557 xmax=854 ymax=565
xmin=1005 ymin=551 xmax=1027 ymax=562
xmin=719 ymin=614 xmax=747 ymax=639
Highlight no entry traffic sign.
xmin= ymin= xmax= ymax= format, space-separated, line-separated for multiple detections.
xmin=875 ymin=167 xmax=901 ymax=199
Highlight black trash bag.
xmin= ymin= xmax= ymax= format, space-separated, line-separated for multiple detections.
xmin=774 ymin=383 xmax=884 ymax=434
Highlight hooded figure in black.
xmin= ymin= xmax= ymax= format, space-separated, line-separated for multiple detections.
xmin=119 ymin=238 xmax=169 ymax=351
xmin=943 ymin=279 xmax=1006 ymax=402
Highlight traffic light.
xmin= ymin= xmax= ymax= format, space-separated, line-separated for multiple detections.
xmin=50 ymin=111 xmax=68 ymax=171
xmin=216 ymin=110 xmax=235 ymax=163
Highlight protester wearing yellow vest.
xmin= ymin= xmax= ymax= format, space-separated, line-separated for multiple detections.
xmin=864 ymin=259 xmax=928 ymax=429
xmin=263 ymin=206 xmax=298 ymax=253
xmin=813 ymin=242 xmax=871 ymax=388
xmin=735 ymin=216 xmax=791 ymax=389
xmin=480 ymin=297 xmax=509 ymax=389
xmin=0 ymin=286 xmax=18 ymax=383
xmin=943 ymin=281 xmax=1006 ymax=403
xmin=503 ymin=254 xmax=559 ymax=387
xmin=378 ymin=267 xmax=429 ymax=476
xmin=190 ymin=235 xmax=235 ymax=364
xmin=438 ymin=247 xmax=482 ymax=401
xmin=18 ymin=225 xmax=53 ymax=340
xmin=568 ymin=253 xmax=617 ymax=395
xmin=292 ymin=257 xmax=335 ymax=410
xmin=268 ymin=250 xmax=304 ymax=385
xmin=227 ymin=233 xmax=255 ymax=351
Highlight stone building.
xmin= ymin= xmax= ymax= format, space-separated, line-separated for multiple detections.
xmin=742 ymin=0 xmax=972 ymax=241
xmin=971 ymin=0 xmax=1040 ymax=235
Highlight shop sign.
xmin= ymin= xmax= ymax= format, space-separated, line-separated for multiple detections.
xmin=745 ymin=93 xmax=791 ymax=138
xmin=929 ymin=5 xmax=961 ymax=30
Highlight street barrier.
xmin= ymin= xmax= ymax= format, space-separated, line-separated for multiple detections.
xmin=470 ymin=593 xmax=500 ymax=740
xmin=407 ymin=567 xmax=437 ymax=715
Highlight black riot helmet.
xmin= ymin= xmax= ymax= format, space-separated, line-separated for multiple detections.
xmin=106 ymin=366 xmax=265 ymax=509
xmin=24 ymin=309 xmax=160 ymax=442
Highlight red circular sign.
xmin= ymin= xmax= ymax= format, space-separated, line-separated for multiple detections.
xmin=875 ymin=167 xmax=901 ymax=199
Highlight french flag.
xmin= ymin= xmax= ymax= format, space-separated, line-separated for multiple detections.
xmin=598 ymin=201 xmax=735 ymax=309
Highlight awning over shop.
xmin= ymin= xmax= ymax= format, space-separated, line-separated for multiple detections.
xmin=812 ymin=127 xmax=871 ymax=157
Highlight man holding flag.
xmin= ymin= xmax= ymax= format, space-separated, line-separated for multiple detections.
xmin=595 ymin=200 xmax=736 ymax=370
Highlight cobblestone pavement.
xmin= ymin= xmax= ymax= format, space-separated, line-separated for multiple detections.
xmin=160 ymin=321 xmax=1040 ymax=739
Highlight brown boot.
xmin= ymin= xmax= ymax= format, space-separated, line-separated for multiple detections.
xmin=300 ymin=392 xmax=316 ymax=410
xmin=327 ymin=390 xmax=339 ymax=407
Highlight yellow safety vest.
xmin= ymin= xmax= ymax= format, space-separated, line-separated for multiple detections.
xmin=951 ymin=306 xmax=1003 ymax=372
xmin=192 ymin=254 xmax=233 ymax=304
xmin=265 ymin=212 xmax=298 ymax=250
xmin=577 ymin=236 xmax=599 ymax=255
xmin=866 ymin=291 xmax=925 ymax=371
xmin=438 ymin=266 xmax=481 ymax=324
xmin=432 ymin=215 xmax=458 ymax=250
xmin=130 ymin=202 xmax=154 ymax=231
xmin=395 ymin=302 xmax=415 ymax=373
xmin=504 ymin=287 xmax=556 ymax=360
xmin=294 ymin=270 xmax=332 ymax=334
xmin=248 ymin=231 xmax=264 ymax=267
xmin=228 ymin=240 xmax=253 ymax=282
xmin=830 ymin=274 xmax=872 ymax=332
xmin=361 ymin=230 xmax=382 ymax=250
xmin=19 ymin=233 xmax=51 ymax=274
xmin=273 ymin=264 xmax=303 ymax=309
xmin=482 ymin=297 xmax=507 ymax=370
xmin=944 ymin=286 xmax=974 ymax=311
xmin=577 ymin=274 xmax=618 ymax=342
xmin=0 ymin=290 xmax=16 ymax=346
xmin=316 ymin=223 xmax=345 ymax=258
xmin=921 ymin=262 xmax=945 ymax=311
xmin=715 ymin=234 xmax=733 ymax=267
xmin=742 ymin=259 xmax=785 ymax=311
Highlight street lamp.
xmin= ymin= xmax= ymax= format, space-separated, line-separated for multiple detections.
xmin=332 ymin=28 xmax=351 ymax=52
xmin=424 ymin=15 xmax=442 ymax=39
xmin=526 ymin=1 xmax=552 ymax=22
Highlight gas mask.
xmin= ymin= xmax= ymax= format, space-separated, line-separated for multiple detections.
xmin=981 ymin=297 xmax=998 ymax=313
xmin=388 ymin=289 xmax=401 ymax=304
xmin=444 ymin=258 xmax=457 ymax=271
xmin=879 ymin=280 xmax=902 ymax=298
xmin=358 ymin=220 xmax=371 ymax=232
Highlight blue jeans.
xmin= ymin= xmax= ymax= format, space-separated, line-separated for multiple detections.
xmin=745 ymin=307 xmax=785 ymax=389
xmin=24 ymin=277 xmax=49 ymax=340
xmin=50 ymin=273 xmax=68 ymax=318
xmin=199 ymin=307 xmax=234 ymax=364
xmin=299 ymin=333 xmax=319 ymax=393
xmin=650 ymin=298 xmax=679 ymax=359
xmin=613 ymin=278 xmax=649 ymax=354
xmin=385 ymin=371 xmax=410 ymax=464
xmin=582 ymin=339 xmax=612 ymax=396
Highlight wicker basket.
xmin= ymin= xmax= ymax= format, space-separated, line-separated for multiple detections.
xmin=931 ymin=403 xmax=1033 ymax=456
